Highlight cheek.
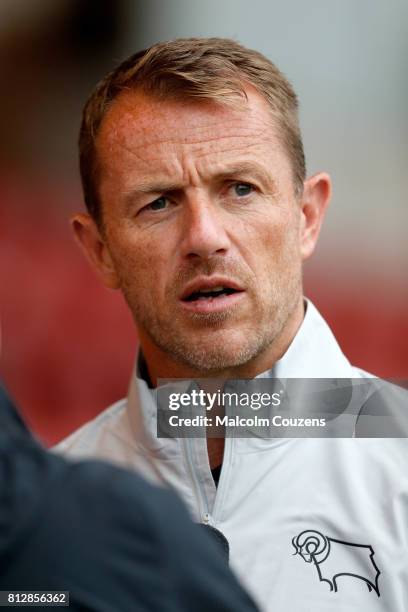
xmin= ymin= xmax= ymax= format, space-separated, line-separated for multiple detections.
xmin=109 ymin=232 xmax=170 ymax=295
xmin=242 ymin=211 xmax=299 ymax=268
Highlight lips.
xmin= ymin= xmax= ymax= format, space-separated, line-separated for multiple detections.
xmin=179 ymin=276 xmax=246 ymax=314
xmin=180 ymin=277 xmax=245 ymax=302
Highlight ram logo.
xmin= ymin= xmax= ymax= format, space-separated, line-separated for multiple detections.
xmin=292 ymin=530 xmax=380 ymax=596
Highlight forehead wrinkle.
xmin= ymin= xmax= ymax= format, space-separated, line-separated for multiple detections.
xmin=100 ymin=101 xmax=273 ymax=150
xmin=103 ymin=128 xmax=272 ymax=159
xmin=98 ymin=84 xmax=281 ymax=166
xmin=101 ymin=131 xmax=286 ymax=200
xmin=97 ymin=130 xmax=280 ymax=185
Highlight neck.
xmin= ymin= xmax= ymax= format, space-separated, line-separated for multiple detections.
xmin=139 ymin=297 xmax=305 ymax=387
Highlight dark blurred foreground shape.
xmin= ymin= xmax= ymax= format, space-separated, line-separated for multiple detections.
xmin=0 ymin=385 xmax=259 ymax=612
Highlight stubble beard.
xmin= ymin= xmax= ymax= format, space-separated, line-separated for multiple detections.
xmin=121 ymin=265 xmax=302 ymax=376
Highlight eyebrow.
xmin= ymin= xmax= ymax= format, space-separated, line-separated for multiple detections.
xmin=212 ymin=162 xmax=276 ymax=189
xmin=123 ymin=161 xmax=277 ymax=210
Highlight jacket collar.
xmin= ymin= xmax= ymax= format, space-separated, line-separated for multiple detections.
xmin=270 ymin=299 xmax=352 ymax=378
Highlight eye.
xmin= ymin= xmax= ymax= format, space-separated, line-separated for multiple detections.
xmin=144 ymin=196 xmax=168 ymax=212
xmin=233 ymin=182 xmax=253 ymax=197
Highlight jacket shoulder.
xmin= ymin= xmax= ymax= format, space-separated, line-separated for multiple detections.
xmin=53 ymin=399 xmax=129 ymax=458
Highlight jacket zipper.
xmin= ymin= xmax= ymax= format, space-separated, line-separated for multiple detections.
xmin=182 ymin=436 xmax=211 ymax=523
xmin=182 ymin=433 xmax=234 ymax=527
xmin=212 ymin=433 xmax=234 ymax=524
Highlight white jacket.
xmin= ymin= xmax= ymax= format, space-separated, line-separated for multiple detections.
xmin=56 ymin=301 xmax=408 ymax=611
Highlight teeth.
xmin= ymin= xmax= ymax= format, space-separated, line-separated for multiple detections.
xmin=198 ymin=286 xmax=224 ymax=294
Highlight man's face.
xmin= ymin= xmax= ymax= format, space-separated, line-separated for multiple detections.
xmin=93 ymin=88 xmax=306 ymax=373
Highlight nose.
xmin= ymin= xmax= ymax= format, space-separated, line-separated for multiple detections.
xmin=179 ymin=199 xmax=231 ymax=260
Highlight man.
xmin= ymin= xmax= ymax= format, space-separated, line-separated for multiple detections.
xmin=0 ymin=384 xmax=258 ymax=611
xmin=57 ymin=38 xmax=408 ymax=610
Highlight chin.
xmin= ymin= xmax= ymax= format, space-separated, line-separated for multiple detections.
xmin=176 ymin=335 xmax=266 ymax=373
xmin=181 ymin=352 xmax=246 ymax=373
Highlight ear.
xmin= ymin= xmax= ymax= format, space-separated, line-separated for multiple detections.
xmin=299 ymin=172 xmax=331 ymax=261
xmin=71 ymin=213 xmax=121 ymax=289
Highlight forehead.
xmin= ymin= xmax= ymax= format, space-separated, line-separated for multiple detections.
xmin=95 ymin=87 xmax=291 ymax=189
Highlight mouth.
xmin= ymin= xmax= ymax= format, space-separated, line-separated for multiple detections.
xmin=179 ymin=277 xmax=246 ymax=314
